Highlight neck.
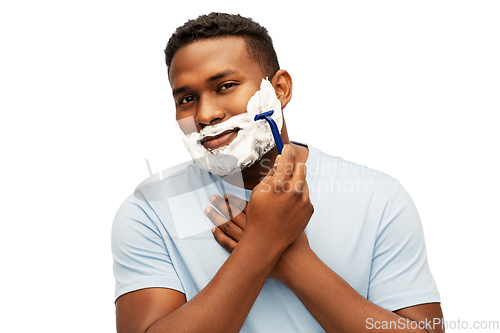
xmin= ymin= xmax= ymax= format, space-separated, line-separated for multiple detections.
xmin=220 ymin=147 xmax=278 ymax=190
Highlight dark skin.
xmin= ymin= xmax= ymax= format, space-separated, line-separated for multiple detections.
xmin=116 ymin=36 xmax=444 ymax=333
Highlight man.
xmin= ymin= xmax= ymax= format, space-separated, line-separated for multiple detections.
xmin=112 ymin=12 xmax=443 ymax=333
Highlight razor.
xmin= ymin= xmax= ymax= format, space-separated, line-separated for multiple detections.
xmin=254 ymin=110 xmax=283 ymax=154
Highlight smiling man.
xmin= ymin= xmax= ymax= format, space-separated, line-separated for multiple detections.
xmin=112 ymin=13 xmax=443 ymax=333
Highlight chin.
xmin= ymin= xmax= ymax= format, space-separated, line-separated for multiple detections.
xmin=236 ymin=140 xmax=275 ymax=171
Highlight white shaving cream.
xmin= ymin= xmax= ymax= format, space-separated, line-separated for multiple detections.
xmin=177 ymin=78 xmax=283 ymax=176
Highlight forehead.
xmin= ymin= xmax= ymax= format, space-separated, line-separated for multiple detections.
xmin=168 ymin=36 xmax=262 ymax=87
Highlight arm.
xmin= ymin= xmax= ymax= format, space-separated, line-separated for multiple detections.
xmin=212 ymin=214 xmax=444 ymax=333
xmin=210 ymin=191 xmax=443 ymax=333
xmin=115 ymin=145 xmax=314 ymax=333
xmin=116 ymin=238 xmax=281 ymax=333
xmin=138 ymin=232 xmax=283 ymax=333
xmin=277 ymin=242 xmax=444 ymax=333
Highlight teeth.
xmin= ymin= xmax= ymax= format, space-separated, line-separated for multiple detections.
xmin=201 ymin=129 xmax=234 ymax=141
xmin=198 ymin=112 xmax=249 ymax=140
xmin=206 ymin=132 xmax=226 ymax=140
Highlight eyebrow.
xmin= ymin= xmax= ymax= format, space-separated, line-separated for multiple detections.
xmin=207 ymin=69 xmax=237 ymax=82
xmin=172 ymin=86 xmax=189 ymax=97
xmin=172 ymin=69 xmax=238 ymax=97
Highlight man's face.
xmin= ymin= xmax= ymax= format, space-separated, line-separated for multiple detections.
xmin=169 ymin=36 xmax=265 ymax=150
xmin=168 ymin=36 xmax=283 ymax=177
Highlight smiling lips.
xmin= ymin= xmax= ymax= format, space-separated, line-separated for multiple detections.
xmin=201 ymin=129 xmax=240 ymax=150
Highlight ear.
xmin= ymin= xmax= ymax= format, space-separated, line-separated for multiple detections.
xmin=270 ymin=69 xmax=293 ymax=110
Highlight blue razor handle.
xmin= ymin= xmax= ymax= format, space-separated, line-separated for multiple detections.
xmin=254 ymin=110 xmax=284 ymax=154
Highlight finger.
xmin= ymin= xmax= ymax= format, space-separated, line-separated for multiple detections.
xmin=254 ymin=173 xmax=274 ymax=195
xmin=209 ymin=194 xmax=231 ymax=219
xmin=300 ymin=180 xmax=314 ymax=215
xmin=224 ymin=194 xmax=247 ymax=214
xmin=291 ymin=162 xmax=307 ymax=191
xmin=300 ymin=176 xmax=310 ymax=199
xmin=205 ymin=206 xmax=229 ymax=227
xmin=303 ymin=181 xmax=314 ymax=215
xmin=212 ymin=226 xmax=237 ymax=253
xmin=256 ymin=157 xmax=278 ymax=188
xmin=217 ymin=220 xmax=244 ymax=242
xmin=253 ymin=154 xmax=282 ymax=194
xmin=267 ymin=155 xmax=280 ymax=178
xmin=273 ymin=145 xmax=296 ymax=186
xmin=223 ymin=195 xmax=247 ymax=229
xmin=206 ymin=205 xmax=243 ymax=240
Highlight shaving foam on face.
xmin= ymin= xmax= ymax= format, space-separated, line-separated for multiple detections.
xmin=177 ymin=78 xmax=283 ymax=176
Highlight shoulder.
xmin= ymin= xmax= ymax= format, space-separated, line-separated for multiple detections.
xmin=111 ymin=192 xmax=162 ymax=251
xmin=112 ymin=161 xmax=219 ymax=240
xmin=112 ymin=162 xmax=195 ymax=235
xmin=134 ymin=161 xmax=214 ymax=200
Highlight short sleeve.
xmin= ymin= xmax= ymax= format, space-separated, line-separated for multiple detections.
xmin=111 ymin=195 xmax=185 ymax=301
xmin=368 ymin=179 xmax=440 ymax=311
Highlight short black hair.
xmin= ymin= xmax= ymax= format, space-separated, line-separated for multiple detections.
xmin=165 ymin=12 xmax=280 ymax=79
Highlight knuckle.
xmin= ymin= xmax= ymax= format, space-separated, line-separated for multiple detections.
xmin=296 ymin=180 xmax=305 ymax=192
xmin=284 ymin=144 xmax=296 ymax=155
xmin=221 ymin=239 xmax=232 ymax=250
xmin=282 ymin=146 xmax=295 ymax=159
xmin=220 ymin=222 xmax=231 ymax=231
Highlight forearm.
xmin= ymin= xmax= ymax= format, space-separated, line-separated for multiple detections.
xmin=281 ymin=249 xmax=433 ymax=333
xmin=146 ymin=234 xmax=283 ymax=333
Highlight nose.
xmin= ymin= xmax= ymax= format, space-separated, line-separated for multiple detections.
xmin=196 ymin=94 xmax=225 ymax=128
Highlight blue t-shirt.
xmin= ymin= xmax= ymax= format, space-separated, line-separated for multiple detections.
xmin=112 ymin=144 xmax=440 ymax=332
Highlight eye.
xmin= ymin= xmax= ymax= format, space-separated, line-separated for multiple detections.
xmin=179 ymin=96 xmax=196 ymax=105
xmin=219 ymin=82 xmax=237 ymax=91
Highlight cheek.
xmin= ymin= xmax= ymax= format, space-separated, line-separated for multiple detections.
xmin=176 ymin=116 xmax=198 ymax=135
xmin=225 ymin=88 xmax=258 ymax=116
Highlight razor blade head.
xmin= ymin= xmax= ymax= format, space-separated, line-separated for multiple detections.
xmin=254 ymin=110 xmax=274 ymax=121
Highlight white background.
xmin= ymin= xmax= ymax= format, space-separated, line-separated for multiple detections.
xmin=1 ymin=1 xmax=499 ymax=332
